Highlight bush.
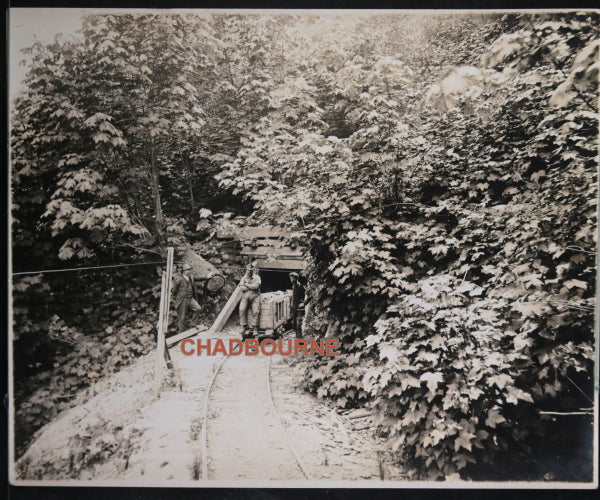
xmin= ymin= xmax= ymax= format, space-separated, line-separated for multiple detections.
xmin=222 ymin=14 xmax=597 ymax=480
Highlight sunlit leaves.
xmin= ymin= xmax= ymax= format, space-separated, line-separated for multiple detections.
xmin=11 ymin=11 xmax=597 ymax=480
xmin=12 ymin=13 xmax=225 ymax=261
xmin=425 ymin=66 xmax=506 ymax=112
xmin=420 ymin=372 xmax=444 ymax=393
xmin=551 ymin=39 xmax=600 ymax=107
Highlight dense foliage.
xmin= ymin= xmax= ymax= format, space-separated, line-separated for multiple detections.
xmin=218 ymin=13 xmax=598 ymax=480
xmin=12 ymin=12 xmax=598 ymax=479
xmin=10 ymin=13 xmax=269 ymax=451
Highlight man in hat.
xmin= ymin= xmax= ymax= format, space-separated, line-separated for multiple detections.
xmin=289 ymin=272 xmax=306 ymax=337
xmin=239 ymin=261 xmax=261 ymax=338
xmin=172 ymin=263 xmax=202 ymax=332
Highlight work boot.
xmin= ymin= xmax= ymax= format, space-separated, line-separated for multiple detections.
xmin=242 ymin=327 xmax=248 ymax=340
xmin=253 ymin=326 xmax=258 ymax=338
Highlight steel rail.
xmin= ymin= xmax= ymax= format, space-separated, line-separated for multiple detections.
xmin=199 ymin=334 xmax=311 ymax=481
xmin=200 ymin=352 xmax=229 ymax=481
xmin=266 ymin=354 xmax=312 ymax=480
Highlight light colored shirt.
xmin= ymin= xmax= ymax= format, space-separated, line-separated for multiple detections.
xmin=241 ymin=273 xmax=261 ymax=295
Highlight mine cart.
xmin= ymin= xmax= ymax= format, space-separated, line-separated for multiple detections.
xmin=256 ymin=290 xmax=293 ymax=337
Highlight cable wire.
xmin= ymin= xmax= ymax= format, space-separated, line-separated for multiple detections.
xmin=12 ymin=261 xmax=166 ymax=276
xmin=12 ymin=260 xmax=304 ymax=277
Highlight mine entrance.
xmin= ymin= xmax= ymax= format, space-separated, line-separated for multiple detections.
xmin=258 ymin=269 xmax=294 ymax=293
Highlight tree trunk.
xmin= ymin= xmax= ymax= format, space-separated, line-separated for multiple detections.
xmin=150 ymin=140 xmax=166 ymax=255
xmin=182 ymin=152 xmax=196 ymax=218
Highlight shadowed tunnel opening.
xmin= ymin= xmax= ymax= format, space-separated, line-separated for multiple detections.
xmin=258 ymin=269 xmax=293 ymax=293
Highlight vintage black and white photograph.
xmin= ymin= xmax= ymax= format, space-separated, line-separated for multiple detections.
xmin=8 ymin=8 xmax=599 ymax=486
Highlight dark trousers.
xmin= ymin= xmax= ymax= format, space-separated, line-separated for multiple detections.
xmin=291 ymin=306 xmax=301 ymax=336
xmin=177 ymin=297 xmax=201 ymax=332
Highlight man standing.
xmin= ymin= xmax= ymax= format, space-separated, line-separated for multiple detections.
xmin=289 ymin=272 xmax=305 ymax=338
xmin=172 ymin=263 xmax=202 ymax=332
xmin=239 ymin=262 xmax=261 ymax=339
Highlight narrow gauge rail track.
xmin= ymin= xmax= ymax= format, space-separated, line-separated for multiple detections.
xmin=199 ymin=335 xmax=312 ymax=481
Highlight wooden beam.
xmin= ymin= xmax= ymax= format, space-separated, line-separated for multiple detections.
xmin=153 ymin=247 xmax=174 ymax=397
xmin=166 ymin=326 xmax=204 ymax=348
xmin=256 ymin=259 xmax=307 ymax=271
xmin=153 ymin=271 xmax=167 ymax=396
xmin=207 ymin=278 xmax=244 ymax=334
xmin=162 ymin=247 xmax=174 ymax=364
xmin=162 ymin=247 xmax=174 ymax=333
xmin=217 ymin=225 xmax=286 ymax=240
xmin=241 ymin=246 xmax=304 ymax=257
xmin=239 ymin=226 xmax=286 ymax=239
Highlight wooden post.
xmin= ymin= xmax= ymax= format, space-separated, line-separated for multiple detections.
xmin=153 ymin=272 xmax=167 ymax=396
xmin=162 ymin=247 xmax=174 ymax=365
xmin=153 ymin=247 xmax=174 ymax=396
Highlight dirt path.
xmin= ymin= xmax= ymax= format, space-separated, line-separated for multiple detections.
xmin=206 ymin=353 xmax=303 ymax=480
xmin=176 ymin=327 xmax=399 ymax=482
xmin=16 ymin=324 xmax=404 ymax=483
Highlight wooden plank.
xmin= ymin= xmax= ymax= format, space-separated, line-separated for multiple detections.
xmin=241 ymin=246 xmax=304 ymax=257
xmin=208 ymin=278 xmax=244 ymax=334
xmin=153 ymin=272 xmax=167 ymax=396
xmin=256 ymin=259 xmax=307 ymax=271
xmin=162 ymin=247 xmax=174 ymax=333
xmin=218 ymin=240 xmax=242 ymax=250
xmin=216 ymin=226 xmax=286 ymax=240
xmin=166 ymin=326 xmax=204 ymax=348
xmin=162 ymin=247 xmax=174 ymax=364
xmin=239 ymin=226 xmax=286 ymax=239
xmin=153 ymin=248 xmax=174 ymax=397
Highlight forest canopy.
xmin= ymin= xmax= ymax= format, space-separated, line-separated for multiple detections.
xmin=11 ymin=11 xmax=598 ymax=480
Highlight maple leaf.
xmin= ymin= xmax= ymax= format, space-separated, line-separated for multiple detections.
xmin=487 ymin=373 xmax=512 ymax=389
xmin=379 ymin=344 xmax=399 ymax=363
xmin=484 ymin=408 xmax=506 ymax=428
xmin=428 ymin=334 xmax=446 ymax=350
xmin=431 ymin=429 xmax=448 ymax=446
xmin=420 ymin=372 xmax=444 ymax=394
xmin=454 ymin=431 xmax=477 ymax=452
xmin=456 ymin=281 xmax=476 ymax=294
xmin=380 ymin=371 xmax=393 ymax=387
xmin=430 ymin=244 xmax=449 ymax=256
xmin=512 ymin=301 xmax=547 ymax=318
xmin=417 ymin=349 xmax=439 ymax=363
xmin=400 ymin=375 xmax=422 ymax=391
xmin=334 ymin=379 xmax=347 ymax=391
xmin=422 ymin=435 xmax=434 ymax=448
xmin=520 ymin=273 xmax=544 ymax=289
xmin=387 ymin=384 xmax=405 ymax=397
xmin=505 ymin=387 xmax=534 ymax=405
xmin=365 ymin=334 xmax=382 ymax=347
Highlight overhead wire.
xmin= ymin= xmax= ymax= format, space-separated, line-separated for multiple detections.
xmin=11 ymin=261 xmax=303 ymax=276
xmin=12 ymin=261 xmax=167 ymax=276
